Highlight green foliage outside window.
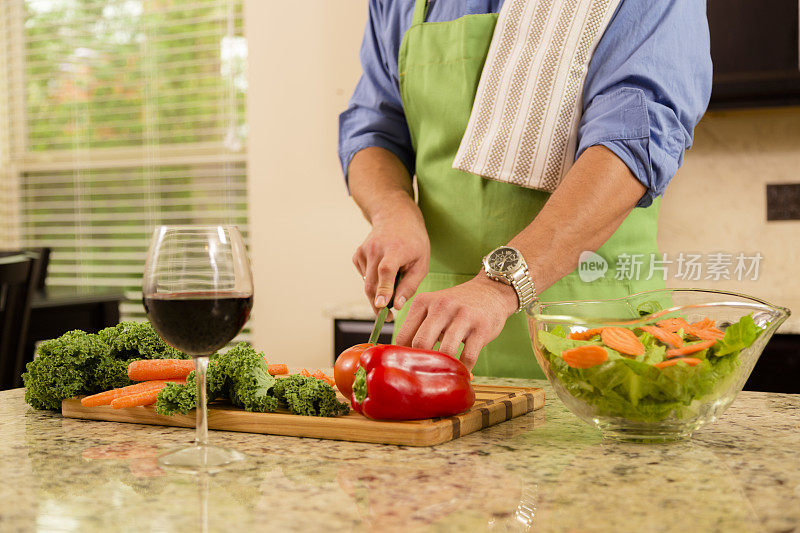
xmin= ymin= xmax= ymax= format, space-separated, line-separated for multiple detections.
xmin=23 ymin=0 xmax=246 ymax=151
xmin=12 ymin=0 xmax=249 ymax=327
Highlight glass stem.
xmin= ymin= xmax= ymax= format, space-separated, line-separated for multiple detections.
xmin=194 ymin=355 xmax=209 ymax=448
xmin=198 ymin=472 xmax=210 ymax=533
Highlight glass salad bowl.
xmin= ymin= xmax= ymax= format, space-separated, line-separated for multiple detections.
xmin=526 ymin=289 xmax=790 ymax=442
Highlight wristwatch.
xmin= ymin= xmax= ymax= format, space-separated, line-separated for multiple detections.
xmin=482 ymin=246 xmax=537 ymax=312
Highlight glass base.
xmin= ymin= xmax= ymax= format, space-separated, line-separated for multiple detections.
xmin=158 ymin=444 xmax=245 ymax=471
xmin=597 ymin=425 xmax=693 ymax=443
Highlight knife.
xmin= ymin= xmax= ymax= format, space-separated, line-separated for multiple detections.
xmin=368 ymin=275 xmax=401 ymax=344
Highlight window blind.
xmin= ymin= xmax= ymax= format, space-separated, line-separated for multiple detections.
xmin=0 ymin=0 xmax=250 ymax=337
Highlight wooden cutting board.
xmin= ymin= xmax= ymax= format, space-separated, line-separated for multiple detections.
xmin=62 ymin=384 xmax=544 ymax=446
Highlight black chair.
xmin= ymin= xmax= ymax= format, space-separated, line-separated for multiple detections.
xmin=0 ymin=254 xmax=36 ymax=390
xmin=0 ymin=247 xmax=49 ymax=293
xmin=30 ymin=247 xmax=50 ymax=292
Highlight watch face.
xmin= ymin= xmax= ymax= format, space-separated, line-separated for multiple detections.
xmin=488 ymin=247 xmax=520 ymax=273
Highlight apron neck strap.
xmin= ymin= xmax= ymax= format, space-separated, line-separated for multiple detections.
xmin=411 ymin=0 xmax=429 ymax=26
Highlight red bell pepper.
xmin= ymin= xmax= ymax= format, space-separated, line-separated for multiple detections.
xmin=334 ymin=343 xmax=376 ymax=397
xmin=350 ymin=345 xmax=475 ymax=420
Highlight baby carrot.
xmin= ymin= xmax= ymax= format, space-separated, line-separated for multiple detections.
xmin=312 ymin=369 xmax=336 ymax=387
xmin=127 ymin=359 xmax=194 ymax=381
xmin=300 ymin=369 xmax=312 ymax=377
xmin=561 ymin=345 xmax=608 ymax=369
xmin=684 ymin=326 xmax=725 ymax=341
xmin=656 ymin=317 xmax=691 ymax=333
xmin=655 ymin=357 xmax=702 ymax=369
xmin=266 ymin=363 xmax=289 ymax=376
xmin=110 ymin=388 xmax=163 ymax=409
xmin=666 ymin=339 xmax=717 ymax=358
xmin=601 ymin=327 xmax=645 ymax=357
xmin=568 ymin=328 xmax=603 ymax=341
xmin=638 ymin=325 xmax=684 ymax=347
xmin=80 ymin=379 xmax=184 ymax=407
xmin=690 ymin=317 xmax=715 ymax=330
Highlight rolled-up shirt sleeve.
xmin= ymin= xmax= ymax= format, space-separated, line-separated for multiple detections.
xmin=577 ymin=0 xmax=712 ymax=207
xmin=338 ymin=0 xmax=414 ymax=187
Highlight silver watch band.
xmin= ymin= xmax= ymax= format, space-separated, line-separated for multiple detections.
xmin=510 ymin=268 xmax=537 ymax=312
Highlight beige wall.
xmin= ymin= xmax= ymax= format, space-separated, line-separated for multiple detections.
xmin=245 ymin=1 xmax=370 ymax=367
xmin=246 ymin=2 xmax=800 ymax=368
xmin=659 ymin=107 xmax=800 ymax=331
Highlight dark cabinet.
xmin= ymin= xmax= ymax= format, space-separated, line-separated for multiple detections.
xmin=708 ymin=0 xmax=800 ymax=107
xmin=333 ymin=319 xmax=393 ymax=363
xmin=744 ymin=334 xmax=800 ymax=394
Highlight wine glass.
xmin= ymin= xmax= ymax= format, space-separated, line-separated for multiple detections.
xmin=143 ymin=225 xmax=253 ymax=469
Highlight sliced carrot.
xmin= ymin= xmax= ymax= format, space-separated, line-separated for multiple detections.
xmin=267 ymin=363 xmax=289 ymax=376
xmin=312 ymin=369 xmax=336 ymax=387
xmin=656 ymin=317 xmax=691 ymax=333
xmin=690 ymin=317 xmax=715 ymax=330
xmin=561 ymin=345 xmax=608 ymax=369
xmin=665 ymin=339 xmax=717 ymax=358
xmin=110 ymin=388 xmax=163 ymax=409
xmin=568 ymin=328 xmax=603 ymax=341
xmin=601 ymin=327 xmax=645 ymax=356
xmin=300 ymin=368 xmax=311 ymax=377
xmin=638 ymin=325 xmax=684 ymax=347
xmin=684 ymin=326 xmax=725 ymax=341
xmin=80 ymin=379 xmax=185 ymax=407
xmin=127 ymin=359 xmax=194 ymax=381
xmin=655 ymin=357 xmax=702 ymax=369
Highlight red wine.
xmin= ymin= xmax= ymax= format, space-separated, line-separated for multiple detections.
xmin=143 ymin=292 xmax=253 ymax=355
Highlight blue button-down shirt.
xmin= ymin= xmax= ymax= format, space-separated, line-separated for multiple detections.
xmin=338 ymin=0 xmax=712 ymax=207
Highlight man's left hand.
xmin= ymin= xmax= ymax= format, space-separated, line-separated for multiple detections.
xmin=395 ymin=276 xmax=518 ymax=370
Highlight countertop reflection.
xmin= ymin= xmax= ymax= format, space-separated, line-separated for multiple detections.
xmin=1 ymin=379 xmax=798 ymax=532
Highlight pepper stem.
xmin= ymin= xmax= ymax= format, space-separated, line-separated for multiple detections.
xmin=352 ymin=367 xmax=368 ymax=403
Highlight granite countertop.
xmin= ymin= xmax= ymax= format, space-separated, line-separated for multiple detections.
xmin=1 ymin=379 xmax=798 ymax=533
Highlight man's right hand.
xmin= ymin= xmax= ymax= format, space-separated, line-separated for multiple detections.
xmin=347 ymin=147 xmax=430 ymax=317
xmin=353 ymin=203 xmax=430 ymax=317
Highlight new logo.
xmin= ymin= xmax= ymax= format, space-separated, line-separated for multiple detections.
xmin=578 ymin=251 xmax=608 ymax=282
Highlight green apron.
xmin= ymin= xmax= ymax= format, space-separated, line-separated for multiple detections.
xmin=392 ymin=0 xmax=664 ymax=379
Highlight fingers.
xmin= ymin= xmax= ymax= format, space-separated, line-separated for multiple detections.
xmin=396 ymin=289 xmax=496 ymax=370
xmin=352 ymin=220 xmax=430 ymax=317
xmin=374 ymin=257 xmax=399 ymax=309
xmin=438 ymin=316 xmax=471 ymax=357
xmin=360 ymin=239 xmax=387 ymax=313
xmin=352 ymin=250 xmax=366 ymax=278
xmin=398 ymin=295 xmax=457 ymax=351
xmin=395 ymin=297 xmax=427 ymax=347
xmin=393 ymin=260 xmax=427 ymax=311
xmin=460 ymin=334 xmax=485 ymax=370
xmin=357 ymin=240 xmax=402 ymax=315
xmin=363 ymin=257 xmax=379 ymax=313
xmin=398 ymin=298 xmax=488 ymax=367
xmin=411 ymin=304 xmax=453 ymax=351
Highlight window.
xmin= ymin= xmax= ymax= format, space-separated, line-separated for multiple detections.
xmin=0 ymin=0 xmax=248 ymax=331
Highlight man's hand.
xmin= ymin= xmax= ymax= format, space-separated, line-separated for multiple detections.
xmin=347 ymin=147 xmax=430 ymax=316
xmin=394 ymin=146 xmax=646 ymax=370
xmin=353 ymin=205 xmax=430 ymax=316
xmin=349 ymin=145 xmax=646 ymax=371
xmin=395 ymin=275 xmax=518 ymax=370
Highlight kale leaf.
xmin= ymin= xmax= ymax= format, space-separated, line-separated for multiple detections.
xmin=272 ymin=374 xmax=349 ymax=417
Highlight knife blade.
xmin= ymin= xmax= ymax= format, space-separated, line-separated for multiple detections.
xmin=368 ymin=306 xmax=389 ymax=345
xmin=367 ymin=275 xmax=401 ymax=344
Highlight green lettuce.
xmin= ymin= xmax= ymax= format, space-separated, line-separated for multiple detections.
xmin=636 ymin=300 xmax=663 ymax=316
xmin=713 ymin=314 xmax=761 ymax=356
xmin=539 ymin=315 xmax=762 ymax=423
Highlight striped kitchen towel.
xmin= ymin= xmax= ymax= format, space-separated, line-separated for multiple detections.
xmin=453 ymin=0 xmax=621 ymax=191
